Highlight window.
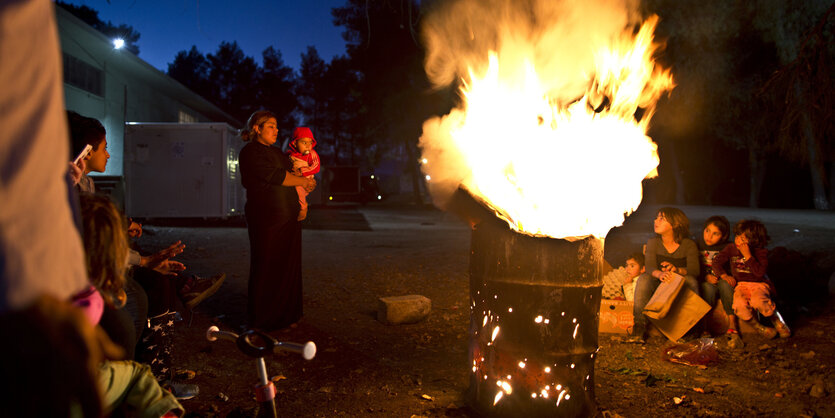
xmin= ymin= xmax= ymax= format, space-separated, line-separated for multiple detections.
xmin=63 ymin=53 xmax=103 ymax=96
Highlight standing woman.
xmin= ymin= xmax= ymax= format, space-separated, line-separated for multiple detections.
xmin=239 ymin=110 xmax=316 ymax=331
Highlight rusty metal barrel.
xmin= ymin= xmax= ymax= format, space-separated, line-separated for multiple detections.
xmin=467 ymin=218 xmax=604 ymax=417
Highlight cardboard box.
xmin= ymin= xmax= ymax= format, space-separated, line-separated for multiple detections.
xmin=647 ymin=288 xmax=711 ymax=342
xmin=599 ymin=299 xmax=634 ymax=334
xmin=643 ymin=274 xmax=685 ymax=320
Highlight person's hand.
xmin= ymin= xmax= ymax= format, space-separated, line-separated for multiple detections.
xmin=303 ymin=177 xmax=316 ymax=193
xmin=706 ymin=274 xmax=719 ymax=284
xmin=734 ymin=235 xmax=751 ymax=259
xmin=127 ymin=219 xmax=143 ymax=238
xmin=68 ymin=160 xmax=85 ymax=185
xmin=659 ymin=270 xmax=682 ymax=283
xmin=660 ymin=261 xmax=678 ymax=274
xmin=140 ymin=241 xmax=185 ymax=270
xmin=721 ymin=274 xmax=737 ymax=287
xmin=153 ymin=260 xmax=186 ymax=276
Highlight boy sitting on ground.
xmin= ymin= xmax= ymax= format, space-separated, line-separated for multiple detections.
xmin=602 ymin=252 xmax=646 ymax=301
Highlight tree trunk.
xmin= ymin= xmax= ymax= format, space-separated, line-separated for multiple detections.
xmin=402 ymin=136 xmax=424 ymax=205
xmin=748 ymin=147 xmax=767 ymax=208
xmin=795 ymin=79 xmax=831 ymax=210
xmin=663 ymin=141 xmax=686 ymax=205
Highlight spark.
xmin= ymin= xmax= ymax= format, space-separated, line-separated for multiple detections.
xmin=557 ymin=389 xmax=567 ymax=406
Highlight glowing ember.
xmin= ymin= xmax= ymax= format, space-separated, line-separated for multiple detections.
xmin=420 ymin=1 xmax=674 ymax=239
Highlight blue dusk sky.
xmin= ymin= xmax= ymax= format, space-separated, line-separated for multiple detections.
xmin=62 ymin=0 xmax=349 ymax=71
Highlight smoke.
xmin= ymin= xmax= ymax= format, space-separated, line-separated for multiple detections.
xmin=419 ymin=0 xmax=644 ymax=211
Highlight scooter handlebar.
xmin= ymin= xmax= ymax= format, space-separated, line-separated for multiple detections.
xmin=206 ymin=325 xmax=238 ymax=342
xmin=274 ymin=341 xmax=317 ymax=360
xmin=206 ymin=326 xmax=316 ymax=360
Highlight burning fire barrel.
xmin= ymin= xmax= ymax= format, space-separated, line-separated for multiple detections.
xmin=467 ymin=217 xmax=604 ymax=417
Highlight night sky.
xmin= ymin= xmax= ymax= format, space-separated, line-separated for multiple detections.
xmin=63 ymin=0 xmax=349 ymax=71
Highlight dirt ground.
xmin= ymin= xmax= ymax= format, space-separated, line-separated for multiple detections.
xmin=133 ymin=203 xmax=835 ymax=417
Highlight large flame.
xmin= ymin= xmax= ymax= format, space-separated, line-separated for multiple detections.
xmin=420 ymin=0 xmax=674 ymax=239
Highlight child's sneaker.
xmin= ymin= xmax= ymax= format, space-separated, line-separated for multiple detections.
xmin=181 ymin=273 xmax=226 ymax=310
xmin=163 ymin=381 xmax=199 ymax=400
xmin=748 ymin=320 xmax=777 ymax=339
xmin=726 ymin=329 xmax=743 ymax=349
xmin=626 ymin=324 xmax=647 ymax=344
xmin=772 ymin=319 xmax=791 ymax=338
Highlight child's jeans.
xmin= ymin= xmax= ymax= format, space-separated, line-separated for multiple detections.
xmin=701 ymin=279 xmax=734 ymax=314
xmin=732 ymin=281 xmax=775 ymax=321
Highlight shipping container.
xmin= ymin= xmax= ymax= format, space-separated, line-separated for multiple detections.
xmin=124 ymin=123 xmax=243 ymax=218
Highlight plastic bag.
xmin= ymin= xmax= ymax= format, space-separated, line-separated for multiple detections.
xmin=661 ymin=338 xmax=719 ymax=366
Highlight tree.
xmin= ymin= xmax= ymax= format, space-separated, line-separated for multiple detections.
xmin=296 ymin=48 xmax=364 ymax=166
xmin=55 ymin=1 xmax=141 ymax=54
xmin=207 ymin=42 xmax=261 ymax=123
xmin=259 ymin=47 xmax=298 ymax=134
xmin=167 ymin=46 xmax=216 ymax=103
xmin=333 ymin=0 xmax=451 ymax=204
xmin=760 ymin=2 xmax=835 ymax=210
xmin=296 ymin=47 xmax=329 ymax=139
xmin=644 ymin=0 xmax=824 ymax=208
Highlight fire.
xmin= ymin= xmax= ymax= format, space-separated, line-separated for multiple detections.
xmin=420 ymin=1 xmax=674 ymax=239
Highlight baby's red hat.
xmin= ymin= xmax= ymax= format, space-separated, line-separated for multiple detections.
xmin=293 ymin=127 xmax=314 ymax=141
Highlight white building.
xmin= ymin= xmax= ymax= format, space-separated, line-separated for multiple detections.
xmin=55 ymin=5 xmax=238 ymax=184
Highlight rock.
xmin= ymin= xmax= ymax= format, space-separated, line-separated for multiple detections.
xmin=809 ymin=384 xmax=826 ymax=398
xmin=377 ymin=295 xmax=431 ymax=325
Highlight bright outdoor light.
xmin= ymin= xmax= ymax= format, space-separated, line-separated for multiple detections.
xmin=113 ymin=38 xmax=125 ymax=49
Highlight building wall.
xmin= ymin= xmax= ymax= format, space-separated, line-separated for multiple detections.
xmin=55 ymin=6 xmax=236 ymax=178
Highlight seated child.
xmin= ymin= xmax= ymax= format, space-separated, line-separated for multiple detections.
xmin=711 ymin=219 xmax=790 ymax=349
xmin=629 ymin=207 xmax=700 ymax=343
xmin=698 ymin=216 xmax=733 ymax=335
xmin=622 ymin=252 xmax=645 ymax=302
xmin=601 ymin=252 xmax=645 ymax=301
xmin=78 ymin=192 xmax=184 ymax=416
xmin=287 ymin=127 xmax=321 ymax=221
